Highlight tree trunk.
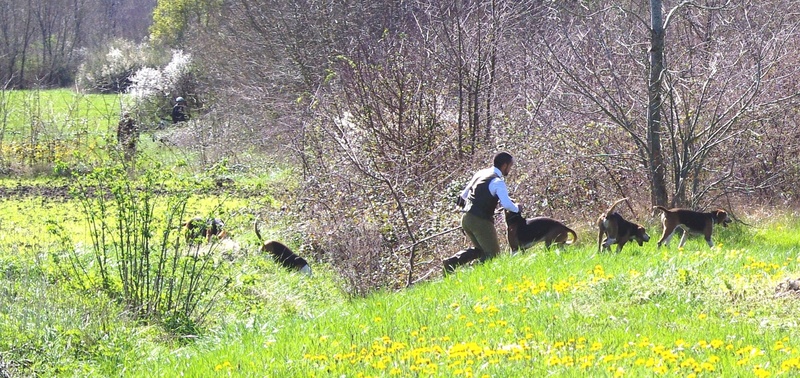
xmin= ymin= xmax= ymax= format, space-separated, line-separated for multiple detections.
xmin=648 ymin=0 xmax=669 ymax=207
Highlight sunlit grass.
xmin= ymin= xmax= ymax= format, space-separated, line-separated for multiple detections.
xmin=0 ymin=88 xmax=125 ymax=138
xmin=122 ymin=217 xmax=800 ymax=377
xmin=2 ymin=153 xmax=799 ymax=377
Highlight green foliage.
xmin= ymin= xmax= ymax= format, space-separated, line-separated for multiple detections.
xmin=150 ymin=0 xmax=221 ymax=47
xmin=67 ymin=163 xmax=230 ymax=336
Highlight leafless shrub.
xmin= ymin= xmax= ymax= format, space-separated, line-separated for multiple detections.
xmin=305 ymin=220 xmax=398 ymax=297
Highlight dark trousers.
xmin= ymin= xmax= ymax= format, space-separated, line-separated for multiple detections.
xmin=444 ymin=212 xmax=500 ymax=271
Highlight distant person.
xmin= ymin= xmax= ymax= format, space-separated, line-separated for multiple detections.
xmin=116 ymin=111 xmax=139 ymax=162
xmin=443 ymin=152 xmax=520 ymax=274
xmin=171 ymin=96 xmax=189 ymax=123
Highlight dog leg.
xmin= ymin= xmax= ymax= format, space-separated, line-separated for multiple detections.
xmin=704 ymin=224 xmax=715 ymax=247
xmin=658 ymin=227 xmax=677 ymax=247
xmin=678 ymin=227 xmax=689 ymax=248
xmin=601 ymin=218 xmax=617 ymax=247
xmin=597 ymin=225 xmax=605 ymax=253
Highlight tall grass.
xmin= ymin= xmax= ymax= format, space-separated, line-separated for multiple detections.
xmin=0 ymin=89 xmax=125 ymax=174
xmin=129 ymin=220 xmax=800 ymax=377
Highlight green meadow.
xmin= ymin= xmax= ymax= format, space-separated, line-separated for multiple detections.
xmin=1 ymin=90 xmax=800 ymax=377
xmin=123 ymin=219 xmax=800 ymax=378
xmin=3 ymin=192 xmax=800 ymax=377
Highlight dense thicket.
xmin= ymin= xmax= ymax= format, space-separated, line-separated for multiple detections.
xmin=164 ymin=0 xmax=800 ymax=291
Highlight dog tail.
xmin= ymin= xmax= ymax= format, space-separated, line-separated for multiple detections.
xmin=652 ymin=205 xmax=670 ymax=214
xmin=254 ymin=218 xmax=264 ymax=242
xmin=605 ymin=198 xmax=628 ymax=216
xmin=565 ymin=228 xmax=578 ymax=245
xmin=597 ymin=226 xmax=604 ymax=252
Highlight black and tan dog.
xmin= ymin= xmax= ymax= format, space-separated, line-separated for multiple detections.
xmin=183 ymin=217 xmax=227 ymax=244
xmin=505 ymin=210 xmax=577 ymax=252
xmin=653 ymin=206 xmax=731 ymax=248
xmin=597 ymin=198 xmax=650 ymax=253
xmin=254 ymin=220 xmax=312 ymax=275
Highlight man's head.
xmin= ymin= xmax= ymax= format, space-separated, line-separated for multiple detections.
xmin=493 ymin=152 xmax=514 ymax=176
xmin=176 ymin=97 xmax=186 ymax=103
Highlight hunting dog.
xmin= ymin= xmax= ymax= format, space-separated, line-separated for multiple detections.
xmin=653 ymin=206 xmax=731 ymax=248
xmin=505 ymin=209 xmax=577 ymax=252
xmin=597 ymin=198 xmax=650 ymax=253
xmin=254 ymin=221 xmax=312 ymax=276
xmin=183 ymin=217 xmax=227 ymax=244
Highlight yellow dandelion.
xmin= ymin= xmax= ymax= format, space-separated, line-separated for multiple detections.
xmin=653 ymin=365 xmax=668 ymax=374
xmin=754 ymin=365 xmax=772 ymax=378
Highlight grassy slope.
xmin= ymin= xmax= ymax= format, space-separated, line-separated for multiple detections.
xmin=125 ymin=218 xmax=800 ymax=377
xmin=2 ymin=90 xmax=799 ymax=376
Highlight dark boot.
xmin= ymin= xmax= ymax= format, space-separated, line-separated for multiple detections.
xmin=443 ymin=248 xmax=483 ymax=275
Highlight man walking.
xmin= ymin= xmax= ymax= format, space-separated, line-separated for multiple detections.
xmin=117 ymin=111 xmax=138 ymax=163
xmin=444 ymin=152 xmax=520 ymax=274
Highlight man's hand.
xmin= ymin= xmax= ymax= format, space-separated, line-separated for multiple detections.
xmin=456 ymin=196 xmax=466 ymax=208
xmin=516 ymin=203 xmax=523 ymax=215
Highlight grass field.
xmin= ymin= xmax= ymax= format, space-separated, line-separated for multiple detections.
xmin=0 ymin=89 xmax=126 ymax=174
xmin=5 ymin=202 xmax=796 ymax=377
xmin=113 ymin=216 xmax=800 ymax=378
xmin=2 ymin=89 xmax=800 ymax=377
xmin=0 ymin=88 xmax=125 ymax=139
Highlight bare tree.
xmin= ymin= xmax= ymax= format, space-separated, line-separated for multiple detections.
xmin=542 ymin=0 xmax=800 ymax=208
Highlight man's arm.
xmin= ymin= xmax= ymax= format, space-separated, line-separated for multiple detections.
xmin=492 ymin=180 xmax=519 ymax=213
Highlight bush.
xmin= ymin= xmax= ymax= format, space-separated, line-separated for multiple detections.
xmin=127 ymin=49 xmax=201 ymax=129
xmin=65 ymin=162 xmax=230 ymax=335
xmin=77 ymin=39 xmax=152 ymax=94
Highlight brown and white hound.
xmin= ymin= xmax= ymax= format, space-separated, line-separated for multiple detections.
xmin=254 ymin=220 xmax=312 ymax=275
xmin=653 ymin=206 xmax=731 ymax=248
xmin=505 ymin=210 xmax=577 ymax=252
xmin=597 ymin=198 xmax=650 ymax=253
xmin=184 ymin=217 xmax=227 ymax=244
